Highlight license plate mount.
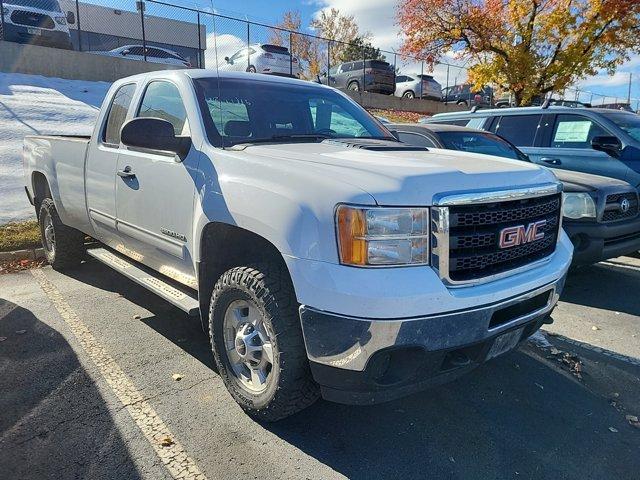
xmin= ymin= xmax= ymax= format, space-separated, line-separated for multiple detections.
xmin=487 ymin=327 xmax=524 ymax=360
xmin=27 ymin=28 xmax=42 ymax=35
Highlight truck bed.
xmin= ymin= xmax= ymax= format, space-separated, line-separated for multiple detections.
xmin=24 ymin=134 xmax=92 ymax=232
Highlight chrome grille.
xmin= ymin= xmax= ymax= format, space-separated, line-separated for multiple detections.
xmin=431 ymin=184 xmax=562 ymax=286
xmin=602 ymin=192 xmax=639 ymax=223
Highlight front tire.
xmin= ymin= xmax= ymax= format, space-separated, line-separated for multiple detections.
xmin=247 ymin=65 xmax=256 ymax=73
xmin=209 ymin=264 xmax=319 ymax=421
xmin=38 ymin=198 xmax=85 ymax=270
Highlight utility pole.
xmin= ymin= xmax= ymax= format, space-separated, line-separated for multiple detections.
xmin=627 ymin=73 xmax=632 ymax=105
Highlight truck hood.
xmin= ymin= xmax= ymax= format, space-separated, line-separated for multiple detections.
xmin=550 ymin=168 xmax=631 ymax=193
xmin=241 ymin=142 xmax=559 ymax=205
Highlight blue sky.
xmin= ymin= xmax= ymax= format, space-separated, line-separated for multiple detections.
xmin=115 ymin=0 xmax=640 ymax=106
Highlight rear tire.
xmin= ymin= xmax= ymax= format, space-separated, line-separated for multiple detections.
xmin=347 ymin=81 xmax=360 ymax=92
xmin=402 ymin=90 xmax=415 ymax=99
xmin=38 ymin=198 xmax=85 ymax=270
xmin=209 ymin=263 xmax=319 ymax=422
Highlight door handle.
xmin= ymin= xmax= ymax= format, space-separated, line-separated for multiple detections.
xmin=117 ymin=166 xmax=136 ymax=178
xmin=541 ymin=157 xmax=562 ymax=165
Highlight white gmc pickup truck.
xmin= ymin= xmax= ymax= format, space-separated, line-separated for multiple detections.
xmin=24 ymin=70 xmax=573 ymax=420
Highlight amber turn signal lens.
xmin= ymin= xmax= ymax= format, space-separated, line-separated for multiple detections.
xmin=336 ymin=205 xmax=367 ymax=265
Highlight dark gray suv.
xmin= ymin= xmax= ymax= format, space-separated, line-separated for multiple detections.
xmin=320 ymin=59 xmax=395 ymax=95
xmin=425 ymin=106 xmax=640 ymax=187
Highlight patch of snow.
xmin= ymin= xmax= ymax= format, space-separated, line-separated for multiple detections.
xmin=0 ymin=73 xmax=111 ymax=224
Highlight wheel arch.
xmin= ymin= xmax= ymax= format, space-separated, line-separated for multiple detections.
xmin=197 ymin=222 xmax=294 ymax=331
xmin=31 ymin=171 xmax=53 ymax=217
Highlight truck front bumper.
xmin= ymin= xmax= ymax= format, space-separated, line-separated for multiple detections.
xmin=564 ymin=216 xmax=640 ymax=265
xmin=299 ymin=276 xmax=564 ymax=405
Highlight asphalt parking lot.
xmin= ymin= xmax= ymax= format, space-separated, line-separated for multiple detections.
xmin=1 ymin=257 xmax=639 ymax=480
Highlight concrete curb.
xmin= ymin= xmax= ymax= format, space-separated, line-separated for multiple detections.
xmin=0 ymin=248 xmax=46 ymax=262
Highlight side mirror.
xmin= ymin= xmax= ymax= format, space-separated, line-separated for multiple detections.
xmin=591 ymin=135 xmax=621 ymax=156
xmin=66 ymin=11 xmax=76 ymax=24
xmin=121 ymin=118 xmax=191 ymax=159
xmin=224 ymin=56 xmax=231 ymax=63
xmin=388 ymin=129 xmax=400 ymax=140
xmin=121 ymin=49 xmax=130 ymax=56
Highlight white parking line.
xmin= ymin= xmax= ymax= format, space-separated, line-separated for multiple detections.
xmin=31 ymin=269 xmax=209 ymax=480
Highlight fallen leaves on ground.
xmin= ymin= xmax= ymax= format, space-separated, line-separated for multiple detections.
xmin=0 ymin=258 xmax=47 ymax=275
xmin=160 ymin=436 xmax=174 ymax=447
xmin=626 ymin=415 xmax=640 ymax=429
xmin=172 ymin=373 xmax=183 ymax=381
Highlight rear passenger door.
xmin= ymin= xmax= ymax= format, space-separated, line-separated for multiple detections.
xmin=115 ymin=80 xmax=199 ymax=288
xmin=86 ymin=82 xmax=137 ymax=248
xmin=532 ymin=113 xmax=630 ymax=181
xmin=491 ymin=114 xmax=543 ymax=159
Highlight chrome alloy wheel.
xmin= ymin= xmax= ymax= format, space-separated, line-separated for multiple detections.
xmin=223 ymin=299 xmax=274 ymax=393
xmin=42 ymin=210 xmax=56 ymax=256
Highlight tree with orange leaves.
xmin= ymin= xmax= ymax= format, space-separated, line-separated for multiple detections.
xmin=397 ymin=0 xmax=640 ymax=105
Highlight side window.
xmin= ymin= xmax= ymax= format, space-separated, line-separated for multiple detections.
xmin=128 ymin=46 xmax=144 ymax=56
xmin=430 ymin=119 xmax=471 ymax=127
xmin=397 ymin=131 xmax=437 ymax=147
xmin=102 ymin=83 xmax=136 ymax=146
xmin=467 ymin=117 xmax=488 ymax=129
xmin=137 ymin=81 xmax=188 ymax=135
xmin=396 ymin=75 xmax=406 ymax=83
xmin=550 ymin=114 xmax=609 ymax=149
xmin=405 ymin=76 xmax=414 ymax=82
xmin=494 ymin=114 xmax=542 ymax=146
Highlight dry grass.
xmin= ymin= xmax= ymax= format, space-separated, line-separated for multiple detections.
xmin=0 ymin=220 xmax=41 ymax=252
xmin=369 ymin=109 xmax=428 ymax=124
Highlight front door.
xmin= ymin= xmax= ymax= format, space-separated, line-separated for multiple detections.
xmin=85 ymin=82 xmax=137 ymax=248
xmin=528 ymin=113 xmax=631 ymax=182
xmin=115 ymin=80 xmax=199 ymax=288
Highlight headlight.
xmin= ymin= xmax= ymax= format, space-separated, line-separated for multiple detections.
xmin=336 ymin=205 xmax=429 ymax=266
xmin=55 ymin=16 xmax=67 ymax=25
xmin=562 ymin=192 xmax=596 ymax=219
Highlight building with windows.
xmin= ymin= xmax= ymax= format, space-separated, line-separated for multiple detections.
xmin=58 ymin=0 xmax=206 ymax=67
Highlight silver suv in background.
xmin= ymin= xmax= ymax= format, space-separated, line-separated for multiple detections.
xmin=394 ymin=74 xmax=442 ymax=100
xmin=218 ymin=43 xmax=302 ymax=77
xmin=321 ymin=59 xmax=395 ymax=94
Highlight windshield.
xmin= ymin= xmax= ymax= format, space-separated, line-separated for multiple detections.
xmin=601 ymin=112 xmax=640 ymax=142
xmin=438 ymin=131 xmax=529 ymax=161
xmin=7 ymin=0 xmax=61 ymax=11
xmin=193 ymin=77 xmax=394 ymax=147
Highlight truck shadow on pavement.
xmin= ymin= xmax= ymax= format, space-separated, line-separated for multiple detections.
xmin=0 ymin=299 xmax=145 ymax=480
xmin=62 ymin=261 xmax=640 ymax=480
xmin=561 ymin=260 xmax=640 ymax=316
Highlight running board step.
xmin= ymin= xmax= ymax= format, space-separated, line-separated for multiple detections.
xmin=87 ymin=248 xmax=199 ymax=316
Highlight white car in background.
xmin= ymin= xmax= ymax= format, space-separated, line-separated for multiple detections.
xmin=218 ymin=43 xmax=302 ymax=77
xmin=395 ymin=74 xmax=442 ymax=100
xmin=90 ymin=45 xmax=192 ymax=67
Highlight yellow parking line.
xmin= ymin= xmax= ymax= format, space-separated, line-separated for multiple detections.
xmin=31 ymin=269 xmax=209 ymax=480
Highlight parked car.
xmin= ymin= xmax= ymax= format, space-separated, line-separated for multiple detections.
xmin=425 ymin=106 xmax=640 ymax=188
xmin=495 ymin=94 xmax=591 ymax=109
xmin=389 ymin=123 xmax=640 ymax=265
xmin=24 ymin=70 xmax=572 ymax=421
xmin=90 ymin=45 xmax=191 ymax=67
xmin=218 ymin=43 xmax=301 ymax=77
xmin=1 ymin=0 xmax=74 ymax=49
xmin=320 ymin=59 xmax=395 ymax=94
xmin=442 ymin=84 xmax=493 ymax=107
xmin=394 ymin=74 xmax=442 ymax=100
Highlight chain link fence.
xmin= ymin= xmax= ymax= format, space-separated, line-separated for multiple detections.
xmin=0 ymin=0 xmax=637 ymax=110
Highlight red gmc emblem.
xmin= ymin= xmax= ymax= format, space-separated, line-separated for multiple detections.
xmin=499 ymin=220 xmax=546 ymax=249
